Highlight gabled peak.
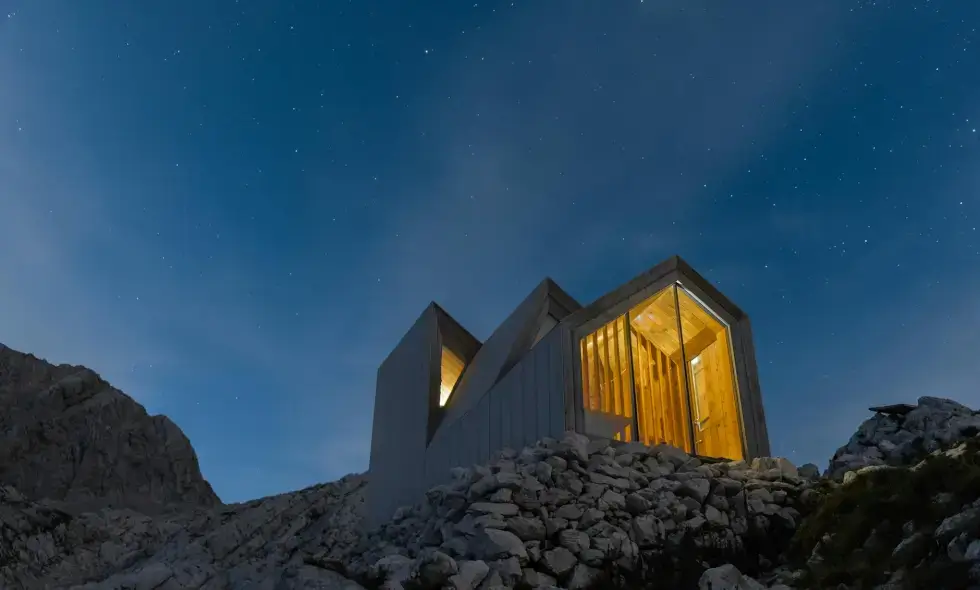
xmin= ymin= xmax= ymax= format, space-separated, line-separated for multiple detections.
xmin=537 ymin=277 xmax=582 ymax=320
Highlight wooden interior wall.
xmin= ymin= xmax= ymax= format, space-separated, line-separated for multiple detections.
xmin=579 ymin=315 xmax=634 ymax=441
xmin=577 ymin=284 xmax=746 ymax=459
xmin=629 ymin=330 xmax=693 ymax=452
xmin=686 ymin=335 xmax=743 ymax=460
xmin=676 ymin=288 xmax=744 ymax=460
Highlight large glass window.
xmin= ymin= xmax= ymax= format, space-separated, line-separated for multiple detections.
xmin=578 ymin=283 xmax=744 ymax=459
xmin=440 ymin=346 xmax=465 ymax=406
xmin=677 ymin=288 xmax=744 ymax=460
xmin=580 ymin=315 xmax=634 ymax=441
xmin=628 ymin=286 xmax=694 ymax=453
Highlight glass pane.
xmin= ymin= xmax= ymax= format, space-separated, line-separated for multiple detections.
xmin=676 ymin=287 xmax=744 ymax=460
xmin=579 ymin=315 xmax=634 ymax=441
xmin=626 ymin=284 xmax=693 ymax=453
xmin=440 ymin=346 xmax=465 ymax=406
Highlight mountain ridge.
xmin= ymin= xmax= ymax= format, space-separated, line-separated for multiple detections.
xmin=0 ymin=342 xmax=220 ymax=514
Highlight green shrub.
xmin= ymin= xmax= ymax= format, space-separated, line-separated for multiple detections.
xmin=789 ymin=438 xmax=980 ymax=589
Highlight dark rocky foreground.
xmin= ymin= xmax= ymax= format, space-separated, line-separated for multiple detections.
xmin=2 ymin=343 xmax=980 ymax=589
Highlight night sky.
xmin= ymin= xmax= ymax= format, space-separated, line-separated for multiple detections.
xmin=2 ymin=2 xmax=978 ymax=503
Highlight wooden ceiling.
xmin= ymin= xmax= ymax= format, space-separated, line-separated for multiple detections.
xmin=629 ymin=287 xmax=725 ymax=360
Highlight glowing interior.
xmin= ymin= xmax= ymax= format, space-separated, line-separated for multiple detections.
xmin=579 ymin=283 xmax=744 ymax=459
xmin=439 ymin=346 xmax=465 ymax=406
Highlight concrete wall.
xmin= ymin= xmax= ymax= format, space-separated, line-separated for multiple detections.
xmin=366 ymin=306 xmax=439 ymax=527
xmin=424 ymin=326 xmax=567 ymax=488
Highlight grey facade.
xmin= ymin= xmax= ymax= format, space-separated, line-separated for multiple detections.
xmin=366 ymin=255 xmax=771 ymax=526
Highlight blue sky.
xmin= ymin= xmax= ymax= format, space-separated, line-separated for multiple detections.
xmin=2 ymin=1 xmax=978 ymax=503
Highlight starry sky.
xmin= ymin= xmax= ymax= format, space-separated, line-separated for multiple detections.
xmin=2 ymin=1 xmax=978 ymax=503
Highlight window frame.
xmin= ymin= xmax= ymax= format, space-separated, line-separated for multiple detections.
xmin=570 ymin=269 xmax=749 ymax=458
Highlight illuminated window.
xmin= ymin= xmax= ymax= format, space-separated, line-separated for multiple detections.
xmin=580 ymin=315 xmax=634 ymax=441
xmin=677 ymin=287 xmax=743 ymax=460
xmin=439 ymin=346 xmax=465 ymax=406
xmin=628 ymin=285 xmax=693 ymax=453
xmin=578 ymin=283 xmax=744 ymax=459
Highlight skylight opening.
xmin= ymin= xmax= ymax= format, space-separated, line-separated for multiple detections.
xmin=439 ymin=346 xmax=465 ymax=406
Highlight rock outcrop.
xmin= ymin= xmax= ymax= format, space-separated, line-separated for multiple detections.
xmin=790 ymin=397 xmax=980 ymax=588
xmin=827 ymin=396 xmax=980 ymax=480
xmin=0 ymin=476 xmax=366 ymax=588
xmin=0 ymin=343 xmax=219 ymax=513
xmin=792 ymin=436 xmax=980 ymax=588
xmin=3 ymin=342 xmax=980 ymax=589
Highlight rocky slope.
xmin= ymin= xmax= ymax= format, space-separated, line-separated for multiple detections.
xmin=0 ymin=476 xmax=365 ymax=588
xmin=340 ymin=434 xmax=818 ymax=590
xmin=826 ymin=396 xmax=980 ymax=479
xmin=0 ymin=344 xmax=219 ymax=514
xmin=3 ymin=342 xmax=980 ymax=589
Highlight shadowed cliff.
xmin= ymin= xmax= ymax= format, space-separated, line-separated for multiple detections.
xmin=0 ymin=343 xmax=219 ymax=514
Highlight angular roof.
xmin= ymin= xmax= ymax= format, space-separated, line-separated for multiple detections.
xmin=432 ymin=302 xmax=482 ymax=363
xmin=425 ymin=255 xmax=749 ymax=441
xmin=565 ymin=255 xmax=746 ymax=332
xmin=437 ymin=278 xmax=580 ymax=427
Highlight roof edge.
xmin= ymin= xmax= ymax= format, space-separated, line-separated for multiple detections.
xmin=561 ymin=254 xmax=747 ymax=334
xmin=672 ymin=256 xmax=746 ymax=321
xmin=376 ymin=303 xmax=439 ymax=372
xmin=430 ymin=302 xmax=482 ymax=343
xmin=539 ymin=277 xmax=582 ymax=318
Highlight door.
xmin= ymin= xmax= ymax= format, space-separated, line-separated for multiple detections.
xmin=676 ymin=286 xmax=744 ymax=460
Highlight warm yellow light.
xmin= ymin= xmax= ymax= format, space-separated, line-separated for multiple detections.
xmin=440 ymin=346 xmax=465 ymax=407
xmin=439 ymin=383 xmax=453 ymax=406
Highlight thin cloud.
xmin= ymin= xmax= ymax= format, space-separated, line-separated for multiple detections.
xmin=348 ymin=2 xmax=853 ymax=339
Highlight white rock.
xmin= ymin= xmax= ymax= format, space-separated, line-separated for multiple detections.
xmin=698 ymin=564 xmax=766 ymax=589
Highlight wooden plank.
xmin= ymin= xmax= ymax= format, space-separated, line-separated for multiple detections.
xmin=489 ymin=387 xmax=502 ymax=455
xmin=658 ymin=348 xmax=672 ymax=446
xmin=535 ymin=344 xmax=551 ymax=442
xmin=548 ymin=331 xmax=565 ymax=438
xmin=598 ymin=327 xmax=609 ymax=413
xmin=590 ymin=332 xmax=601 ymax=412
xmin=478 ymin=395 xmax=490 ymax=464
xmin=510 ymin=366 xmax=525 ymax=452
xmin=522 ymin=353 xmax=537 ymax=447
xmin=447 ymin=418 xmax=459 ymax=470
xmin=612 ymin=319 xmax=623 ymax=417
xmin=462 ymin=413 xmax=475 ymax=467
xmin=428 ymin=430 xmax=445 ymax=487
xmin=580 ymin=337 xmax=592 ymax=410
xmin=563 ymin=325 xmax=581 ymax=434
xmin=500 ymin=379 xmax=512 ymax=452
